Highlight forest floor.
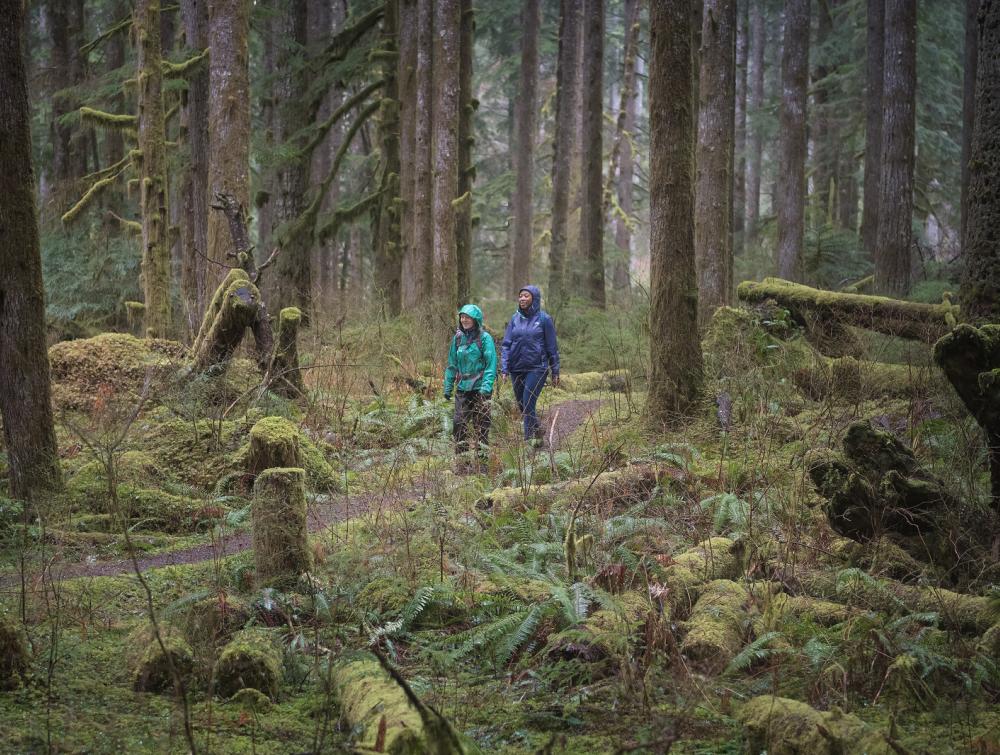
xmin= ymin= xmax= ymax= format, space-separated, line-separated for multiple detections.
xmin=1 ymin=311 xmax=1000 ymax=754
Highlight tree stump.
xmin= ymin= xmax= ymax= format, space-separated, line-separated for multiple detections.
xmin=192 ymin=273 xmax=261 ymax=373
xmin=269 ymin=307 xmax=304 ymax=397
xmin=133 ymin=634 xmax=195 ymax=694
xmin=252 ymin=467 xmax=310 ymax=587
xmin=247 ymin=416 xmax=301 ymax=475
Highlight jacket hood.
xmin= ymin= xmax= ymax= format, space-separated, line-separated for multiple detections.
xmin=458 ymin=303 xmax=484 ymax=328
xmin=518 ymin=285 xmax=542 ymax=317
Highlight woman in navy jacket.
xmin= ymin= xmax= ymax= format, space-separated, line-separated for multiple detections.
xmin=500 ymin=285 xmax=560 ymax=443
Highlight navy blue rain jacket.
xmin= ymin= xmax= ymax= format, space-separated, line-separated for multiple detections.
xmin=500 ymin=285 xmax=560 ymax=376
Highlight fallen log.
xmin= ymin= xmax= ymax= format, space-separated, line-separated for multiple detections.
xmin=792 ymin=356 xmax=935 ymax=402
xmin=661 ymin=536 xmax=743 ymax=616
xmin=558 ymin=370 xmax=630 ymax=393
xmin=737 ymin=277 xmax=954 ymax=344
xmin=680 ymin=579 xmax=749 ymax=671
xmin=192 ymin=274 xmax=261 ymax=373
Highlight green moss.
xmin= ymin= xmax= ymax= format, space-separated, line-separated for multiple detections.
xmin=239 ymin=416 xmax=340 ymax=491
xmin=355 ymin=576 xmax=412 ymax=616
xmin=680 ymin=579 xmax=748 ymax=667
xmin=251 ymin=467 xmax=311 ymax=587
xmin=178 ymin=593 xmax=250 ymax=652
xmin=663 ymin=537 xmax=741 ymax=615
xmin=133 ymin=633 xmax=195 ymax=694
xmin=213 ymin=628 xmax=282 ymax=700
xmin=0 ymin=613 xmax=28 ymax=691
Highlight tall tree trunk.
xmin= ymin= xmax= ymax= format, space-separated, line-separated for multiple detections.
xmin=46 ymin=0 xmax=89 ymax=211
xmin=647 ymin=0 xmax=703 ymax=426
xmin=137 ymin=0 xmax=173 ymax=338
xmin=961 ymin=0 xmax=979 ymax=254
xmin=776 ymin=0 xmax=809 ymax=282
xmin=409 ymin=0 xmax=434 ymax=310
xmin=861 ymin=0 xmax=884 ymax=259
xmin=548 ymin=0 xmax=582 ymax=306
xmin=0 ymin=0 xmax=64 ymax=500
xmin=308 ymin=0 xmax=334 ymax=316
xmin=960 ymin=0 xmax=1000 ymax=322
xmin=733 ymin=0 xmax=748 ymax=256
xmin=694 ymin=0 xmax=736 ymax=326
xmin=455 ymin=0 xmax=474 ymax=304
xmin=180 ymin=0 xmax=209 ymax=334
xmin=398 ymin=0 xmax=419 ymax=308
xmin=874 ymin=0 xmax=916 ymax=297
xmin=256 ymin=0 xmax=276 ymax=272
xmin=510 ymin=0 xmax=540 ymax=295
xmin=580 ymin=0 xmax=606 ymax=307
xmin=812 ymin=0 xmax=836 ymax=229
xmin=374 ymin=0 xmax=403 ymax=315
xmin=271 ymin=0 xmax=312 ymax=316
xmin=431 ymin=0 xmax=461 ymax=327
xmin=612 ymin=0 xmax=639 ymax=296
xmin=745 ymin=0 xmax=765 ymax=248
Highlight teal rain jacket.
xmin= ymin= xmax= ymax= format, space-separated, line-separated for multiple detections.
xmin=444 ymin=304 xmax=498 ymax=396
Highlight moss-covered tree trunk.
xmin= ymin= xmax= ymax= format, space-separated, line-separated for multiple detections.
xmin=431 ymin=0 xmax=460 ymax=327
xmin=0 ymin=0 xmax=64 ymax=501
xmin=374 ymin=0 xmax=403 ymax=316
xmin=398 ymin=0 xmax=419 ymax=309
xmin=252 ymin=468 xmax=310 ymax=587
xmin=745 ymin=0 xmax=765 ymax=248
xmin=509 ymin=0 xmax=539 ymax=296
xmin=874 ymin=0 xmax=916 ymax=297
xmin=137 ymin=0 xmax=173 ymax=338
xmin=45 ymin=0 xmax=89 ymax=209
xmin=861 ymin=0 xmax=884 ymax=259
xmin=206 ymin=0 xmax=251 ymax=300
xmin=647 ymin=0 xmax=703 ymax=426
xmin=179 ymin=0 xmax=210 ymax=329
xmin=694 ymin=0 xmax=736 ymax=326
xmin=732 ymin=0 xmax=748 ymax=256
xmin=269 ymin=308 xmax=305 ymax=397
xmin=580 ymin=0 xmax=606 ymax=307
xmin=775 ymin=0 xmax=809 ymax=282
xmin=407 ymin=0 xmax=434 ymax=313
xmin=960 ymin=0 xmax=979 ymax=255
xmin=547 ymin=0 xmax=582 ymax=307
xmin=960 ymin=0 xmax=1000 ymax=322
xmin=192 ymin=272 xmax=261 ymax=372
xmin=609 ymin=0 xmax=639 ymax=298
xmin=455 ymin=0 xmax=474 ymax=304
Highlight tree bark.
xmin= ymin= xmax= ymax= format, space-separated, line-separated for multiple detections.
xmin=455 ymin=0 xmax=474 ymax=304
xmin=647 ymin=0 xmax=704 ymax=426
xmin=207 ymin=0 xmax=251 ymax=305
xmin=775 ymin=0 xmax=809 ymax=283
xmin=961 ymin=0 xmax=1000 ymax=322
xmin=398 ymin=0 xmax=419 ymax=309
xmin=137 ymin=0 xmax=173 ymax=338
xmin=192 ymin=272 xmax=261 ymax=372
xmin=374 ymin=0 xmax=403 ymax=315
xmin=509 ymin=0 xmax=540 ymax=295
xmin=431 ymin=0 xmax=461 ymax=327
xmin=873 ymin=0 xmax=916 ymax=297
xmin=694 ymin=0 xmax=736 ymax=327
xmin=861 ymin=0 xmax=884 ymax=259
xmin=408 ymin=0 xmax=434 ymax=310
xmin=961 ymin=0 xmax=980 ymax=254
xmin=745 ymin=0 xmax=765 ymax=248
xmin=179 ymin=0 xmax=209 ymax=334
xmin=0 ymin=0 xmax=64 ymax=501
xmin=610 ymin=0 xmax=640 ymax=297
xmin=547 ymin=0 xmax=582 ymax=306
xmin=733 ymin=0 xmax=748 ymax=256
xmin=812 ymin=0 xmax=836 ymax=229
xmin=45 ymin=0 xmax=89 ymax=208
xmin=580 ymin=0 xmax=606 ymax=307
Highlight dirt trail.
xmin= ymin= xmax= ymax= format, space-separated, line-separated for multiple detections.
xmin=2 ymin=399 xmax=602 ymax=585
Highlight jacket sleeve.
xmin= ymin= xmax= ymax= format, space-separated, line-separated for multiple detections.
xmin=443 ymin=336 xmax=458 ymax=396
xmin=500 ymin=317 xmax=513 ymax=374
xmin=542 ymin=314 xmax=560 ymax=376
xmin=479 ymin=334 xmax=498 ymax=394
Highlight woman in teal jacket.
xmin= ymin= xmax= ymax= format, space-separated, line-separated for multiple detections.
xmin=443 ymin=304 xmax=497 ymax=469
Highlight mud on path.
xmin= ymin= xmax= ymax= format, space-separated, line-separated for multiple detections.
xmin=2 ymin=399 xmax=603 ymax=586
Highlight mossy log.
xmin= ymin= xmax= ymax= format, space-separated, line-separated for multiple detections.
xmin=793 ymin=356 xmax=934 ymax=402
xmin=247 ymin=416 xmax=301 ymax=474
xmin=192 ymin=275 xmax=262 ymax=373
xmin=558 ymin=369 xmax=630 ymax=393
xmin=133 ymin=634 xmax=195 ymax=694
xmin=737 ymin=277 xmax=954 ymax=344
xmin=547 ymin=591 xmax=652 ymax=663
xmin=808 ymin=421 xmax=998 ymax=574
xmin=0 ymin=615 xmax=28 ymax=691
xmin=933 ymin=324 xmax=1000 ymax=514
xmin=738 ymin=695 xmax=895 ymax=755
xmin=213 ymin=628 xmax=282 ymax=700
xmin=680 ymin=580 xmax=749 ymax=670
xmin=662 ymin=536 xmax=743 ymax=616
xmin=268 ymin=307 xmax=305 ymax=397
xmin=252 ymin=467 xmax=311 ymax=588
xmin=331 ymin=655 xmax=473 ymax=754
xmin=755 ymin=592 xmax=855 ymax=633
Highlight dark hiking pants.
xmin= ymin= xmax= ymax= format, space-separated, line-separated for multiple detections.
xmin=511 ymin=370 xmax=547 ymax=441
xmin=454 ymin=390 xmax=491 ymax=457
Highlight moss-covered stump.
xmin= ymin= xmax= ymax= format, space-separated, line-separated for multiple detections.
xmin=558 ymin=369 xmax=630 ymax=393
xmin=737 ymin=277 xmax=953 ymax=343
xmin=0 ymin=615 xmax=28 ymax=691
xmin=247 ymin=416 xmax=301 ymax=473
xmin=192 ymin=274 xmax=262 ymax=373
xmin=133 ymin=634 xmax=195 ymax=694
xmin=48 ymin=333 xmax=183 ymax=410
xmin=213 ymin=628 xmax=282 ymax=700
xmin=252 ymin=467 xmax=310 ymax=587
xmin=793 ymin=356 xmax=934 ymax=402
xmin=192 ymin=268 xmax=250 ymax=356
xmin=680 ymin=580 xmax=748 ymax=670
xmin=662 ymin=537 xmax=742 ymax=616
xmin=738 ymin=696 xmax=894 ymax=755
xmin=269 ymin=307 xmax=305 ymax=398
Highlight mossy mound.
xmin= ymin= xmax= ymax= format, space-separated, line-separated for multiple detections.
xmin=738 ymin=695 xmax=892 ymax=755
xmin=355 ymin=577 xmax=412 ymax=617
xmin=213 ymin=628 xmax=282 ymax=700
xmin=64 ymin=451 xmax=162 ymax=510
xmin=179 ymin=593 xmax=251 ymax=651
xmin=138 ymin=415 xmax=252 ymax=490
xmin=0 ymin=614 xmax=29 ymax=691
xmin=48 ymin=333 xmax=184 ymax=410
xmin=133 ymin=634 xmax=195 ymax=694
xmin=702 ymin=305 xmax=808 ymax=381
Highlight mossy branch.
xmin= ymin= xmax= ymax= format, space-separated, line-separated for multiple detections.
xmin=80 ymin=106 xmax=138 ymax=131
xmin=61 ymin=165 xmax=130 ymax=225
xmin=299 ymin=80 xmax=383 ymax=160
xmin=163 ymin=49 xmax=208 ymax=78
xmin=107 ymin=211 xmax=142 ymax=235
xmin=321 ymin=6 xmax=385 ymax=64
xmin=317 ymin=191 xmax=382 ymax=242
xmin=80 ymin=13 xmax=132 ymax=56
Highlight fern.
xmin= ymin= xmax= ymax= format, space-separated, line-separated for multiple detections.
xmin=725 ymin=631 xmax=787 ymax=674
